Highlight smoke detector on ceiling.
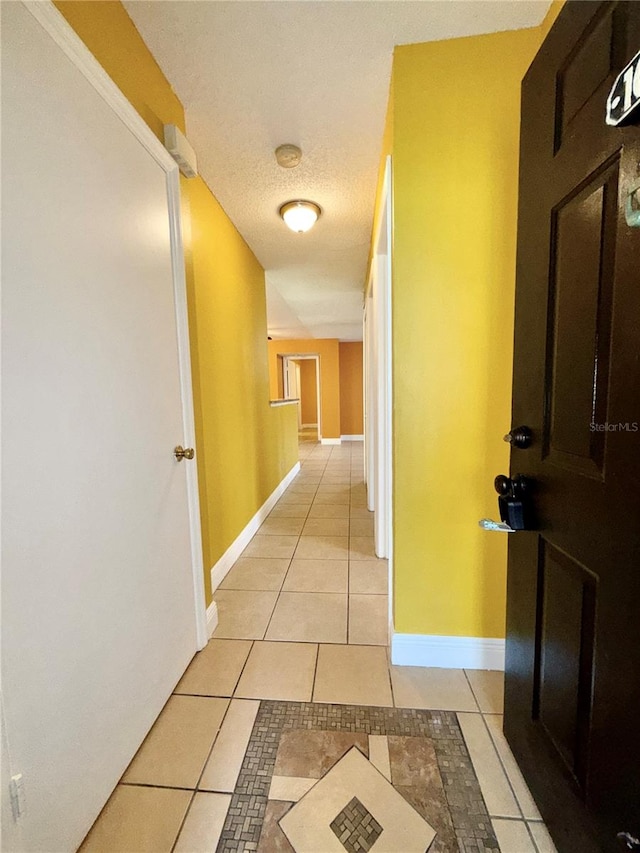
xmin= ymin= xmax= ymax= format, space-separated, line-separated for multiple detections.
xmin=275 ymin=144 xmax=302 ymax=169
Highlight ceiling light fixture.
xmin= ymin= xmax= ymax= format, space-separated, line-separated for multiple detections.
xmin=279 ymin=200 xmax=322 ymax=234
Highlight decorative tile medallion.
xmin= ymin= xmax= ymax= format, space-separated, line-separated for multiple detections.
xmin=215 ymin=701 xmax=499 ymax=853
xmin=279 ymin=746 xmax=435 ymax=852
xmin=330 ymin=796 xmax=383 ymax=852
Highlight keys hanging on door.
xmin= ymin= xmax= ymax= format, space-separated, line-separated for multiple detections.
xmin=618 ymin=832 xmax=640 ymax=850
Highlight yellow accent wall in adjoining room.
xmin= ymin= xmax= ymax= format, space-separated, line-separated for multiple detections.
xmin=297 ymin=359 xmax=318 ymax=425
xmin=56 ymin=0 xmax=299 ymax=605
xmin=339 ymin=342 xmax=364 ymax=436
xmin=268 ymin=339 xmax=341 ymax=439
xmin=389 ymin=26 xmax=546 ymax=640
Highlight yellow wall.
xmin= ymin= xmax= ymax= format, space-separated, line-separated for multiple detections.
xmin=297 ymin=360 xmax=318 ymax=424
xmin=389 ymin=26 xmax=548 ymax=639
xmin=57 ymin=0 xmax=299 ymax=605
xmin=55 ymin=1 xmax=184 ymax=142
xmin=339 ymin=343 xmax=364 ymax=435
xmin=268 ymin=340 xmax=341 ymax=439
xmin=367 ymin=70 xmax=394 ymax=289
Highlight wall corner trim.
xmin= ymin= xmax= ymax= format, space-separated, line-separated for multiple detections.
xmin=391 ymin=633 xmax=505 ymax=670
xmin=320 ymin=438 xmax=341 ymax=445
xmin=340 ymin=434 xmax=364 ymax=441
xmin=210 ymin=462 xmax=301 ymax=591
xmin=206 ymin=600 xmax=218 ymax=638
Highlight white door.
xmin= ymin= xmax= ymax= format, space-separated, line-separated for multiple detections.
xmin=284 ymin=357 xmax=302 ymax=428
xmin=1 ymin=4 xmax=202 ymax=850
xmin=295 ymin=363 xmax=302 ymax=429
xmin=284 ymin=357 xmax=298 ymax=399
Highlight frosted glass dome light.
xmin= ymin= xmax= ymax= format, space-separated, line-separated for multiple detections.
xmin=279 ymin=200 xmax=322 ymax=233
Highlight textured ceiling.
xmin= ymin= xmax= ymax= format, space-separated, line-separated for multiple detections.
xmin=125 ymin=0 xmax=551 ymax=341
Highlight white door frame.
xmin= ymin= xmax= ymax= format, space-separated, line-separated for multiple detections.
xmin=26 ymin=0 xmax=208 ymax=649
xmin=282 ymin=354 xmax=322 ymax=438
xmin=365 ymin=156 xmax=393 ymax=616
xmin=283 ymin=356 xmax=299 ymax=399
xmin=364 ymin=295 xmax=375 ymax=511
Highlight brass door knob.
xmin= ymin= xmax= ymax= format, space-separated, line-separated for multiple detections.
xmin=174 ymin=445 xmax=194 ymax=461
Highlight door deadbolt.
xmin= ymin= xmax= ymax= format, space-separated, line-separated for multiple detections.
xmin=174 ymin=445 xmax=194 ymax=461
xmin=503 ymin=425 xmax=533 ymax=449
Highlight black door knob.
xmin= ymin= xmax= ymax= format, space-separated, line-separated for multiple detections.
xmin=504 ymin=425 xmax=533 ymax=448
xmin=494 ymin=474 xmax=512 ymax=496
xmin=494 ymin=474 xmax=531 ymax=498
xmin=493 ymin=474 xmax=534 ymax=530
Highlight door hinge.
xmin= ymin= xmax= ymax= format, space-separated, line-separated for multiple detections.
xmin=9 ymin=773 xmax=25 ymax=821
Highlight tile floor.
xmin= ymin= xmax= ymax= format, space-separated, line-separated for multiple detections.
xmin=215 ymin=439 xmax=386 ymax=647
xmin=80 ymin=438 xmax=558 ymax=853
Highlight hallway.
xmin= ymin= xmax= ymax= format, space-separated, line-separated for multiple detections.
xmin=4 ymin=3 xmax=628 ymax=851
xmin=79 ymin=438 xmax=557 ymax=853
xmin=213 ymin=438 xmax=388 ymax=648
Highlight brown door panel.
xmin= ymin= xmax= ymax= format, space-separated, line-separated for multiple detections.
xmin=505 ymin=2 xmax=640 ymax=851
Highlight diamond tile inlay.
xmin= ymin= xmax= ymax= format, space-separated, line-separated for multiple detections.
xmin=279 ymin=747 xmax=435 ymax=852
xmin=330 ymin=796 xmax=383 ymax=852
xmin=216 ymin=701 xmax=499 ymax=852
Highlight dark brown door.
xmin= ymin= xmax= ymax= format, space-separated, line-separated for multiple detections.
xmin=505 ymin=3 xmax=640 ymax=852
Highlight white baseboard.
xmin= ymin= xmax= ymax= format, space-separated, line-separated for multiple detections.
xmin=320 ymin=438 xmax=341 ymax=445
xmin=341 ymin=434 xmax=364 ymax=441
xmin=301 ymin=423 xmax=318 ymax=429
xmin=206 ymin=600 xmax=218 ymax=638
xmin=210 ymin=462 xmax=301 ymax=591
xmin=391 ymin=633 xmax=505 ymax=670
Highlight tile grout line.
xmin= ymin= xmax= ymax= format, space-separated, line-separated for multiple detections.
xmin=166 ymin=683 xmax=246 ymax=851
xmin=121 ymin=781 xmax=199 ymax=793
xmin=231 ymin=639 xmax=255 ymax=699
xmin=480 ymin=709 xmax=544 ymax=853
xmin=164 ymin=678 xmax=249 ymax=853
xmin=478 ymin=710 xmax=529 ymax=823
xmin=194 ymin=697 xmax=248 ymax=796
xmin=309 ymin=642 xmax=321 ymax=702
xmin=461 ymin=671 xmax=536 ymax=832
xmin=168 ymin=789 xmax=197 ymax=853
xmin=461 ymin=668 xmax=483 ymax=714
xmin=386 ymin=646 xmax=397 ymax=708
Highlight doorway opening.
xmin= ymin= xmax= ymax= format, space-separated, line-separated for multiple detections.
xmin=281 ymin=354 xmax=321 ymax=442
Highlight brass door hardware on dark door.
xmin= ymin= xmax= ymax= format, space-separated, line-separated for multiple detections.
xmin=174 ymin=445 xmax=194 ymax=461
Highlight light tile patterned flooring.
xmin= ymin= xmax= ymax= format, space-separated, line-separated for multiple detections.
xmin=215 ymin=438 xmax=386 ymax=647
xmin=81 ymin=439 xmax=558 ymax=853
